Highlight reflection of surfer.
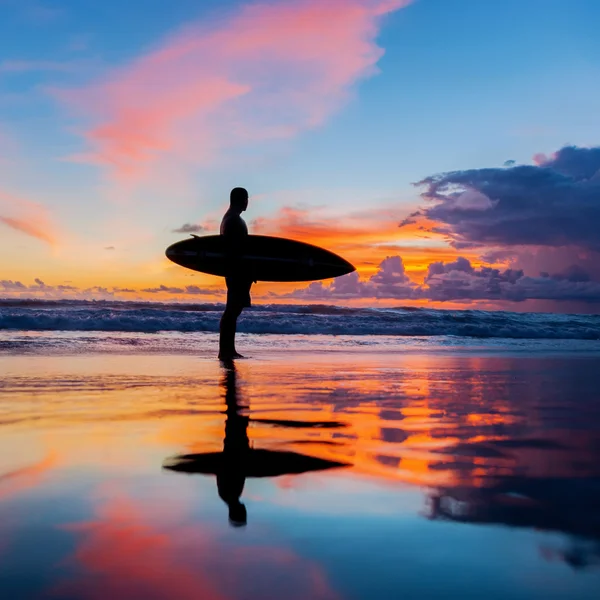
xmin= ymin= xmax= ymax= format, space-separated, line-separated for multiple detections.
xmin=217 ymin=362 xmax=249 ymax=526
xmin=163 ymin=363 xmax=349 ymax=527
xmin=219 ymin=187 xmax=253 ymax=361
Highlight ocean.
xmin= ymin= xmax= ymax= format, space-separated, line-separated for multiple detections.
xmin=2 ymin=299 xmax=600 ymax=356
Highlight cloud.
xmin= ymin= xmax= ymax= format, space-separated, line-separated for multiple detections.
xmin=285 ymin=255 xmax=418 ymax=300
xmin=142 ymin=285 xmax=185 ymax=294
xmin=0 ymin=279 xmax=222 ymax=300
xmin=185 ymin=285 xmax=223 ymax=295
xmin=424 ymin=258 xmax=600 ymax=303
xmin=0 ymin=216 xmax=54 ymax=244
xmin=56 ymin=0 xmax=413 ymax=180
xmin=104 ymin=246 xmax=115 ymax=250
xmin=0 ymin=190 xmax=57 ymax=245
xmin=249 ymin=203 xmax=437 ymax=272
xmin=141 ymin=284 xmax=223 ymax=296
xmin=0 ymin=279 xmax=117 ymax=300
xmin=285 ymin=255 xmax=600 ymax=304
xmin=416 ymin=145 xmax=600 ymax=252
xmin=0 ymin=279 xmax=27 ymax=291
xmin=370 ymin=255 xmax=411 ymax=285
xmin=172 ymin=223 xmax=204 ymax=234
xmin=548 ymin=264 xmax=591 ymax=282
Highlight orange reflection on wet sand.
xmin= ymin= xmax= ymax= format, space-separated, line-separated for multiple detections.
xmin=1 ymin=352 xmax=597 ymax=493
xmin=54 ymin=484 xmax=339 ymax=600
xmin=2 ymin=349 xmax=600 ymax=589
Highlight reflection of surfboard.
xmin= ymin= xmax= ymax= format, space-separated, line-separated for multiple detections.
xmin=165 ymin=235 xmax=355 ymax=282
xmin=163 ymin=449 xmax=348 ymax=478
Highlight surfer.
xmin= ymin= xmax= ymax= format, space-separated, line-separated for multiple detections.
xmin=219 ymin=187 xmax=253 ymax=360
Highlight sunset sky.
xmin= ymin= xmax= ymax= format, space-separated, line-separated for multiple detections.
xmin=1 ymin=0 xmax=600 ymax=311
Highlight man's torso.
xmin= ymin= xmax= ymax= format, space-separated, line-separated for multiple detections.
xmin=220 ymin=210 xmax=248 ymax=238
xmin=220 ymin=209 xmax=252 ymax=297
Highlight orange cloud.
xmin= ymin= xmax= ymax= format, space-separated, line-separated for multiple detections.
xmin=0 ymin=190 xmax=57 ymax=245
xmin=57 ymin=0 xmax=414 ymax=181
xmin=251 ymin=205 xmax=466 ymax=277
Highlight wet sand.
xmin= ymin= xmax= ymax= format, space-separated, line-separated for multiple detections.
xmin=1 ymin=348 xmax=600 ymax=599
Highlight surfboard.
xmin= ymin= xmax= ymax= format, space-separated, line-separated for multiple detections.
xmin=163 ymin=449 xmax=349 ymax=478
xmin=165 ymin=234 xmax=355 ymax=282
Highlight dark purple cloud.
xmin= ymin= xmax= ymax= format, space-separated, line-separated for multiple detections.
xmin=172 ymin=223 xmax=204 ymax=234
xmin=283 ymin=256 xmax=418 ymax=300
xmin=0 ymin=279 xmax=116 ymax=299
xmin=142 ymin=285 xmax=185 ymax=294
xmin=415 ymin=145 xmax=600 ymax=252
xmin=425 ymin=258 xmax=600 ymax=303
xmin=141 ymin=284 xmax=221 ymax=295
xmin=0 ymin=280 xmax=27 ymax=291
xmin=0 ymin=280 xmax=221 ymax=299
xmin=548 ymin=265 xmax=591 ymax=283
xmin=284 ymin=255 xmax=600 ymax=305
xmin=184 ymin=285 xmax=224 ymax=295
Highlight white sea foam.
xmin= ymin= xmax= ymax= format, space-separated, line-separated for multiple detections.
xmin=0 ymin=299 xmax=599 ymax=341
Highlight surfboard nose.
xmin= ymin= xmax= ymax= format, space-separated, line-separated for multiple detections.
xmin=165 ymin=241 xmax=195 ymax=264
xmin=166 ymin=241 xmax=194 ymax=259
xmin=340 ymin=258 xmax=356 ymax=276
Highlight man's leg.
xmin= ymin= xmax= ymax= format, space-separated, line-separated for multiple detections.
xmin=219 ymin=305 xmax=234 ymax=359
xmin=219 ymin=279 xmax=251 ymax=360
xmin=219 ymin=304 xmax=243 ymax=359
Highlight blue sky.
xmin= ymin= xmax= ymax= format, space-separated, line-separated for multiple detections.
xmin=1 ymin=0 xmax=600 ymax=309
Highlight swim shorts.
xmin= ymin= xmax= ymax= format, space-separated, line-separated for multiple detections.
xmin=225 ymin=278 xmax=252 ymax=308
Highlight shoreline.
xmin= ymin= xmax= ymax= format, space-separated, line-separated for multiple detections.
xmin=3 ymin=331 xmax=600 ymax=358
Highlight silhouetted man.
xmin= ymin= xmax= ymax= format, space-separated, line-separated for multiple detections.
xmin=219 ymin=187 xmax=253 ymax=360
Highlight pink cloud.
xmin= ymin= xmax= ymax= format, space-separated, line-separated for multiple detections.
xmin=533 ymin=152 xmax=550 ymax=165
xmin=57 ymin=0 xmax=413 ymax=181
xmin=0 ymin=190 xmax=57 ymax=245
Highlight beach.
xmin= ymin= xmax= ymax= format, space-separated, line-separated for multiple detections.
xmin=2 ymin=309 xmax=600 ymax=599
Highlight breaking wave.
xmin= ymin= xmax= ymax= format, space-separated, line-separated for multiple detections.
xmin=1 ymin=299 xmax=599 ymax=340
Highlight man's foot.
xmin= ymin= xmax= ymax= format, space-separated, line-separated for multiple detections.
xmin=218 ymin=351 xmax=245 ymax=361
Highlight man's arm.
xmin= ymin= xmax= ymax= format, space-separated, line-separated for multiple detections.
xmin=221 ymin=217 xmax=248 ymax=277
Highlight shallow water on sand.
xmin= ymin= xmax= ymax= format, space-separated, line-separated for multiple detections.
xmin=1 ymin=347 xmax=600 ymax=599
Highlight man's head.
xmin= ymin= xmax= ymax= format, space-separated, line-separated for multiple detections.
xmin=230 ymin=187 xmax=249 ymax=213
